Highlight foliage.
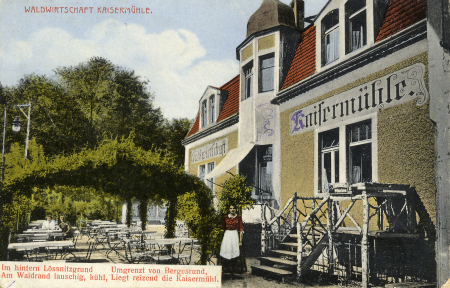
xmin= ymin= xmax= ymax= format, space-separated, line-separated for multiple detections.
xmin=55 ymin=57 xmax=166 ymax=151
xmin=0 ymin=58 xmax=198 ymax=260
xmin=2 ymin=75 xmax=91 ymax=156
xmin=162 ymin=118 xmax=193 ymax=166
xmin=176 ymin=177 xmax=220 ymax=265
xmin=0 ymin=136 xmax=206 ymax=260
xmin=2 ymin=58 xmax=167 ymax=158
xmin=217 ymin=174 xmax=255 ymax=215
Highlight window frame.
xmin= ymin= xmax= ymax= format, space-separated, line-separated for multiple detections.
xmin=198 ymin=164 xmax=206 ymax=181
xmin=201 ymin=100 xmax=207 ymax=128
xmin=206 ymin=162 xmax=215 ymax=192
xmin=345 ymin=0 xmax=367 ymax=54
xmin=259 ymin=53 xmax=275 ymax=93
xmin=243 ymin=61 xmax=253 ymax=100
xmin=314 ymin=113 xmax=378 ymax=196
xmin=209 ymin=95 xmax=215 ymax=124
xmin=321 ymin=9 xmax=340 ymax=66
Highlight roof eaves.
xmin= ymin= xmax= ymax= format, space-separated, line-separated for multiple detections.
xmin=181 ymin=113 xmax=239 ymax=146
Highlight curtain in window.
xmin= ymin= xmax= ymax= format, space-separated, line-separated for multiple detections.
xmin=352 ymin=166 xmax=361 ymax=184
xmin=199 ymin=165 xmax=205 ymax=181
xmin=326 ymin=27 xmax=339 ymax=63
xmin=322 ymin=168 xmax=330 ymax=193
xmin=352 ymin=26 xmax=363 ymax=51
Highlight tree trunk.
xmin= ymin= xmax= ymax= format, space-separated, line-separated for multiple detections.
xmin=165 ymin=198 xmax=177 ymax=238
xmin=125 ymin=198 xmax=132 ymax=228
xmin=139 ymin=198 xmax=148 ymax=231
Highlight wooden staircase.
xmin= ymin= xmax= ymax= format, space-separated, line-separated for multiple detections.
xmin=251 ymin=196 xmax=330 ymax=282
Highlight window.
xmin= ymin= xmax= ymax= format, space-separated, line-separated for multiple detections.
xmin=198 ymin=164 xmax=205 ymax=181
xmin=201 ymin=100 xmax=207 ymax=128
xmin=346 ymin=0 xmax=366 ymax=53
xmin=318 ymin=119 xmax=373 ymax=193
xmin=319 ymin=128 xmax=340 ymax=192
xmin=322 ymin=10 xmax=339 ymax=66
xmin=243 ymin=62 xmax=253 ymax=100
xmin=210 ymin=95 xmax=215 ymax=124
xmin=257 ymin=145 xmax=273 ymax=199
xmin=259 ymin=54 xmax=274 ymax=92
xmin=206 ymin=162 xmax=215 ymax=192
xmin=347 ymin=120 xmax=372 ymax=184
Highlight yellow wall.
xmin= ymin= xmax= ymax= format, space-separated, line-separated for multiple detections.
xmin=187 ymin=131 xmax=239 ymax=194
xmin=378 ymin=101 xmax=436 ymax=224
xmin=279 ymin=52 xmax=435 ymax=226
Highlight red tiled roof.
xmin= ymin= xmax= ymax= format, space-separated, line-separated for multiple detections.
xmin=185 ymin=75 xmax=240 ymax=138
xmin=281 ymin=25 xmax=316 ymax=90
xmin=185 ymin=113 xmax=200 ymax=138
xmin=375 ymin=0 xmax=426 ymax=42
xmin=217 ymin=75 xmax=240 ymax=122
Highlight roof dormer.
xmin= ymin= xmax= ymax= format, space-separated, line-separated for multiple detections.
xmin=315 ymin=0 xmax=389 ymax=71
xmin=198 ymin=86 xmax=227 ymax=130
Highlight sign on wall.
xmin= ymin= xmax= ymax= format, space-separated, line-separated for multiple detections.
xmin=191 ymin=138 xmax=228 ymax=163
xmin=289 ymin=63 xmax=429 ymax=135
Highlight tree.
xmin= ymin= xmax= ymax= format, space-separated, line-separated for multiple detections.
xmin=0 ymin=136 xmax=216 ymax=260
xmin=163 ymin=118 xmax=193 ymax=166
xmin=217 ymin=174 xmax=255 ymax=215
xmin=3 ymin=75 xmax=91 ymax=156
xmin=55 ymin=57 xmax=165 ymax=151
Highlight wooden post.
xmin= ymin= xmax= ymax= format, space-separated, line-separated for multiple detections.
xmin=261 ymin=204 xmax=266 ymax=255
xmin=261 ymin=221 xmax=266 ymax=255
xmin=327 ymin=198 xmax=334 ymax=276
xmin=292 ymin=192 xmax=297 ymax=228
xmin=362 ymin=194 xmax=370 ymax=288
xmin=378 ymin=200 xmax=384 ymax=230
xmin=297 ymin=221 xmax=303 ymax=282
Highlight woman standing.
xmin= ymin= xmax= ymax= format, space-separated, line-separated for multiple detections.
xmin=219 ymin=204 xmax=247 ymax=277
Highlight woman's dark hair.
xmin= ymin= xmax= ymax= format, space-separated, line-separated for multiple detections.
xmin=229 ymin=203 xmax=238 ymax=209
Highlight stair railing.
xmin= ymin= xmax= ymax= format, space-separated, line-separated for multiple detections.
xmin=296 ymin=196 xmax=329 ymax=279
xmin=261 ymin=193 xmax=298 ymax=255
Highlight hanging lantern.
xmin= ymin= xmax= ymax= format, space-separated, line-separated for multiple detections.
xmin=12 ymin=116 xmax=22 ymax=132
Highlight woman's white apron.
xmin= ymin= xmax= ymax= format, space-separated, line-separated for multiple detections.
xmin=220 ymin=230 xmax=239 ymax=259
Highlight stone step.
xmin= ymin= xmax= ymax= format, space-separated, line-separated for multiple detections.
xmin=289 ymin=233 xmax=324 ymax=238
xmin=260 ymin=257 xmax=297 ymax=266
xmin=279 ymin=242 xmax=298 ymax=247
xmin=251 ymin=264 xmax=293 ymax=276
xmin=251 ymin=264 xmax=294 ymax=283
xmin=271 ymin=250 xmax=298 ymax=257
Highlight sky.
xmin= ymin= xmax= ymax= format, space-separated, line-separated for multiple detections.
xmin=0 ymin=0 xmax=328 ymax=120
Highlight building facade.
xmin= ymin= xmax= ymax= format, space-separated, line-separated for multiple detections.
xmin=183 ymin=0 xmax=449 ymax=284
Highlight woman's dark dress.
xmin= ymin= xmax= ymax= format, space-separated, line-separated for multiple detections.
xmin=219 ymin=214 xmax=247 ymax=274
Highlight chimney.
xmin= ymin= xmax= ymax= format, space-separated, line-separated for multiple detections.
xmin=290 ymin=0 xmax=304 ymax=30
